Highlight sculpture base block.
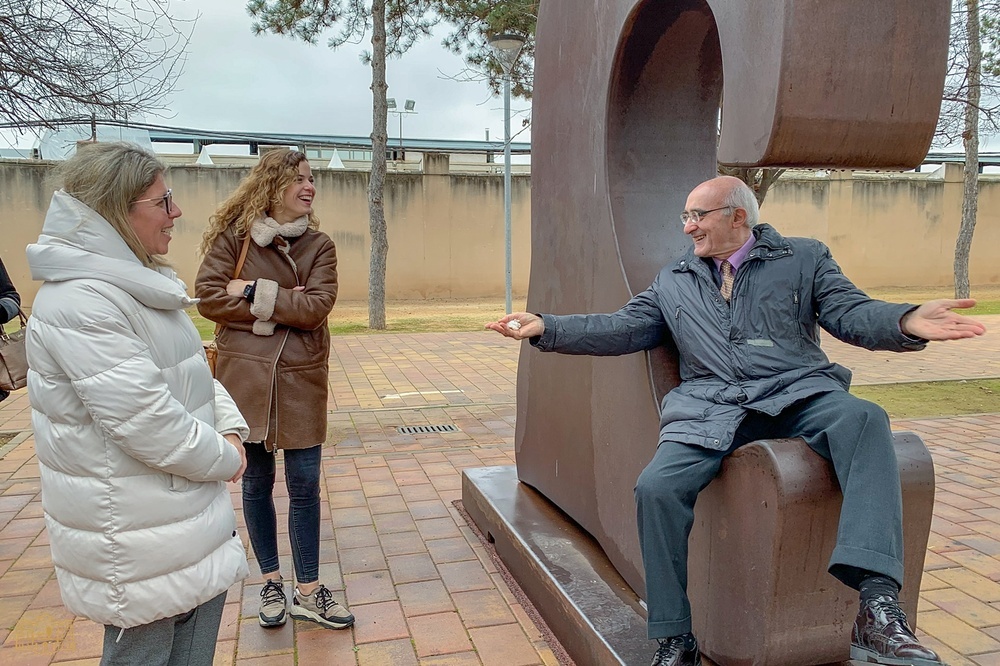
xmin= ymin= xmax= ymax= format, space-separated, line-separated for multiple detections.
xmin=689 ymin=434 xmax=933 ymax=666
xmin=462 ymin=465 xmax=650 ymax=665
xmin=462 ymin=465 xmax=859 ymax=666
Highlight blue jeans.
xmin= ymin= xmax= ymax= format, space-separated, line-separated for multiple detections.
xmin=242 ymin=443 xmax=322 ymax=584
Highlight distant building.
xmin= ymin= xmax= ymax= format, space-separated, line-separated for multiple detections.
xmin=34 ymin=124 xmax=155 ymax=160
xmin=0 ymin=147 xmax=36 ymax=160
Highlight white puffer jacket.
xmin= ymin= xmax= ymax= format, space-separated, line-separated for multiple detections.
xmin=25 ymin=191 xmax=250 ymax=629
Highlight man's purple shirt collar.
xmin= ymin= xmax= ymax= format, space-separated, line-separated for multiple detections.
xmin=713 ymin=232 xmax=756 ymax=274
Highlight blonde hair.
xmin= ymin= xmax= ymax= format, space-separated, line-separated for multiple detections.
xmin=201 ymin=149 xmax=319 ymax=254
xmin=52 ymin=142 xmax=168 ymax=268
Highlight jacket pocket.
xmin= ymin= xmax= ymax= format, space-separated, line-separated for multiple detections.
xmin=744 ymin=279 xmax=803 ymax=351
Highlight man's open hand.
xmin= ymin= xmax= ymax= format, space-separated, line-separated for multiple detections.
xmin=900 ymin=299 xmax=987 ymax=341
xmin=485 ymin=313 xmax=544 ymax=340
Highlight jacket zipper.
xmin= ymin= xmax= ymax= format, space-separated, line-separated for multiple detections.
xmin=264 ymin=240 xmax=301 ymax=453
xmin=263 ymin=329 xmax=291 ymax=452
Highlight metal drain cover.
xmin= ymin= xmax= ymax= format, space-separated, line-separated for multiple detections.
xmin=397 ymin=424 xmax=460 ymax=435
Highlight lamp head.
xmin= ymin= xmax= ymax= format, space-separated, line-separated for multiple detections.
xmin=488 ymin=33 xmax=525 ymax=74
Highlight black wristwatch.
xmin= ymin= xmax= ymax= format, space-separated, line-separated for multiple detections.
xmin=242 ymin=281 xmax=257 ymax=304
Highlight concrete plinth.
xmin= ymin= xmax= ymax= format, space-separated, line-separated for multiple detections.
xmin=462 ymin=465 xmax=650 ymax=665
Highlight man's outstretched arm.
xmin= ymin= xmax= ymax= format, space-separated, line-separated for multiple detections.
xmin=485 ymin=288 xmax=668 ymax=356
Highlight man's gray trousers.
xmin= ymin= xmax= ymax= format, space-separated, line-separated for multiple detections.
xmin=634 ymin=390 xmax=904 ymax=640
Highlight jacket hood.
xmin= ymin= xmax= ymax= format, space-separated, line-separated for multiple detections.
xmin=26 ymin=190 xmax=195 ymax=311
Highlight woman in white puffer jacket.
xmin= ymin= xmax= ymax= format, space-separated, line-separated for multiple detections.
xmin=25 ymin=142 xmax=250 ymax=666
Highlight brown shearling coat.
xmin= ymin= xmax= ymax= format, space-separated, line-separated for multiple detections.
xmin=196 ymin=226 xmax=338 ymax=450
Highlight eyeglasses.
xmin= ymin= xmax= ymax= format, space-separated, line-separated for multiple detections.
xmin=679 ymin=205 xmax=732 ymax=225
xmin=133 ymin=189 xmax=173 ymax=214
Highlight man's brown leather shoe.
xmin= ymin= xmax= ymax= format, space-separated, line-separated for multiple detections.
xmin=650 ymin=635 xmax=702 ymax=666
xmin=851 ymin=595 xmax=946 ymax=665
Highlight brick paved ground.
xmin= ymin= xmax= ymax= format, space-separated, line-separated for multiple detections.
xmin=0 ymin=315 xmax=997 ymax=665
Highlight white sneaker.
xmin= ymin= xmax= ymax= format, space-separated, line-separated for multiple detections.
xmin=289 ymin=584 xmax=355 ymax=629
xmin=258 ymin=578 xmax=287 ymax=627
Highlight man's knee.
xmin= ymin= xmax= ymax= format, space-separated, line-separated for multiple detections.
xmin=822 ymin=392 xmax=887 ymax=420
xmin=635 ymin=463 xmax=694 ymax=509
xmin=811 ymin=392 xmax=891 ymax=435
xmin=847 ymin=395 xmax=889 ymax=422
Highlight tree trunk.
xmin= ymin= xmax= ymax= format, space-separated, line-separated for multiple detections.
xmin=956 ymin=0 xmax=981 ymax=300
xmin=368 ymin=0 xmax=389 ymax=329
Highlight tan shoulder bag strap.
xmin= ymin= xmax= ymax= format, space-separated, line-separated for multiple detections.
xmin=214 ymin=234 xmax=253 ymax=336
xmin=233 ymin=233 xmax=252 ymax=280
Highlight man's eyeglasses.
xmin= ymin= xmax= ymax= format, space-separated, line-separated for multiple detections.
xmin=679 ymin=205 xmax=731 ymax=225
xmin=133 ymin=189 xmax=173 ymax=214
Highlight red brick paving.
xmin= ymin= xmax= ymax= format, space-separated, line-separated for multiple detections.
xmin=0 ymin=318 xmax=997 ymax=664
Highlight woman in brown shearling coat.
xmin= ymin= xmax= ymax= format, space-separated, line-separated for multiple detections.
xmin=195 ymin=149 xmax=354 ymax=632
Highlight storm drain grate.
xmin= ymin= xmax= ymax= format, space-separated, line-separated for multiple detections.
xmin=397 ymin=424 xmax=460 ymax=435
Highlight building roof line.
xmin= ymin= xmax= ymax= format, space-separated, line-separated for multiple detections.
xmin=0 ymin=117 xmax=532 ymax=156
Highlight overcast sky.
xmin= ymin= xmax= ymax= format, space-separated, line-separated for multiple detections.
xmin=3 ymin=0 xmax=531 ymax=151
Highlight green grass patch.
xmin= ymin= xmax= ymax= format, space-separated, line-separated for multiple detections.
xmin=866 ymin=286 xmax=1000 ymax=316
xmin=189 ymin=311 xmax=216 ymax=340
xmin=852 ymin=379 xmax=1000 ymax=419
xmin=329 ymin=322 xmax=375 ymax=336
xmin=956 ymin=301 xmax=1000 ymax=316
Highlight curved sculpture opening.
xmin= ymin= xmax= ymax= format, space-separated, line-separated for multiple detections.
xmin=606 ymin=0 xmax=721 ymax=402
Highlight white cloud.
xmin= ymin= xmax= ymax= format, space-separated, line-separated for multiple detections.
xmin=2 ymin=0 xmax=531 ymax=149
xmin=163 ymin=0 xmax=527 ymax=142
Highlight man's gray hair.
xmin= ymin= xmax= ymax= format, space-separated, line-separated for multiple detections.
xmin=724 ymin=180 xmax=760 ymax=227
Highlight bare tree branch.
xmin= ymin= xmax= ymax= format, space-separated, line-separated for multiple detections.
xmin=935 ymin=1 xmax=1000 ymax=147
xmin=0 ymin=0 xmax=193 ymax=129
xmin=716 ymin=167 xmax=787 ymax=206
xmin=431 ymin=0 xmax=537 ymax=99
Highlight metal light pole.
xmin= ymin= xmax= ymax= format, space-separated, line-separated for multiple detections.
xmin=387 ymin=98 xmax=416 ymax=159
xmin=489 ymin=33 xmax=524 ymax=314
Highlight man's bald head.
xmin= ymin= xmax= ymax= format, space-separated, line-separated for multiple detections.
xmin=689 ymin=176 xmax=759 ymax=228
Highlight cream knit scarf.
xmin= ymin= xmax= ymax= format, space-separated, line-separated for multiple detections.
xmin=249 ymin=215 xmax=309 ymax=247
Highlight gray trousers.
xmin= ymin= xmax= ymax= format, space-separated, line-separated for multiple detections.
xmin=101 ymin=591 xmax=227 ymax=666
xmin=634 ymin=391 xmax=904 ymax=640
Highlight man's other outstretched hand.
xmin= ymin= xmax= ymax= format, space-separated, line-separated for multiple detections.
xmin=901 ymin=299 xmax=987 ymax=341
xmin=485 ymin=312 xmax=544 ymax=340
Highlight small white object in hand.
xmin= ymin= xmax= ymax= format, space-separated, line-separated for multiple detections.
xmin=508 ymin=320 xmax=521 ymax=331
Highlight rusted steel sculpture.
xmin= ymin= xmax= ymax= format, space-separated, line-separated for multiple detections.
xmin=506 ymin=0 xmax=949 ymax=663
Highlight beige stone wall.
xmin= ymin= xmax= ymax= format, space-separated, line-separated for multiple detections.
xmin=1 ymin=160 xmax=998 ymax=309
xmin=761 ymin=164 xmax=1000 ymax=288
xmin=0 ymin=157 xmax=532 ymax=305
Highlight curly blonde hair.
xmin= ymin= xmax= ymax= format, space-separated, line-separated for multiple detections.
xmin=200 ymin=148 xmax=319 ymax=254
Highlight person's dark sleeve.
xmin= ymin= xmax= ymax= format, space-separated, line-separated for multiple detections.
xmin=811 ymin=244 xmax=925 ymax=352
xmin=531 ymin=286 xmax=668 ymax=356
xmin=0 ymin=257 xmax=21 ymax=326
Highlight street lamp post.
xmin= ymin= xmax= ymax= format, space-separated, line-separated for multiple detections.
xmin=387 ymin=98 xmax=416 ymax=160
xmin=489 ymin=33 xmax=524 ymax=315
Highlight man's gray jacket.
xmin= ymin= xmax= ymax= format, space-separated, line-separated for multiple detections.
xmin=532 ymin=224 xmax=925 ymax=451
